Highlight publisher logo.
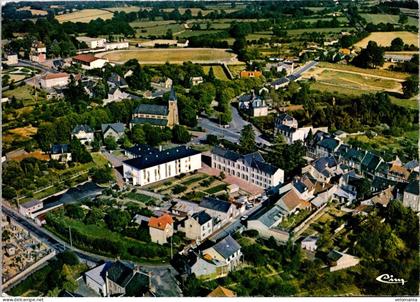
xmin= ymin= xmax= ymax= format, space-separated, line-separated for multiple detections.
xmin=376 ymin=274 xmax=406 ymax=285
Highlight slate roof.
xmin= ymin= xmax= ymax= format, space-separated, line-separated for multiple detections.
xmin=107 ymin=261 xmax=134 ymax=287
xmin=101 ymin=123 xmax=125 ymax=134
xmin=125 ymin=144 xmax=158 ymax=157
xmin=275 ymin=124 xmax=296 ymax=133
xmin=123 ymin=145 xmax=200 ymax=170
xmin=271 ymin=77 xmax=289 ymax=86
xmin=343 ymin=147 xmax=365 ymax=163
xmin=405 ymin=180 xmax=419 ymax=195
xmin=192 ymin=211 xmax=212 ymax=225
xmin=130 ymin=117 xmax=168 ymax=127
xmin=169 ymin=86 xmax=177 ymax=101
xmin=361 ymin=152 xmax=382 ymax=172
xmin=85 ymin=262 xmax=112 ymax=287
xmin=252 ymin=204 xmax=285 ymax=228
xmin=318 ymin=138 xmax=340 ymax=152
xmin=212 ymin=147 xmax=279 ymax=175
xmin=20 ymin=199 xmax=42 ymax=209
xmin=51 ymin=144 xmax=70 ymax=154
xmin=327 ymin=250 xmax=343 ymax=262
xmin=106 ymin=261 xmax=149 ymax=297
xmin=124 ymin=273 xmax=149 ymax=297
xmin=313 ymin=156 xmax=337 ymax=174
xmin=404 ymin=160 xmax=419 ymax=171
xmin=108 ymin=72 xmax=128 ymax=87
xmin=72 ymin=124 xmax=93 ymax=134
xmin=277 ymin=113 xmax=295 ymax=123
xmin=210 ymin=235 xmax=241 ymax=259
xmin=371 ymin=176 xmax=396 ymax=191
xmin=134 ymin=104 xmax=168 ymax=116
xmin=199 ymin=197 xmax=232 ymax=214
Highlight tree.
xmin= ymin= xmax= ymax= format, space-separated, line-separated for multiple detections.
xmin=398 ymin=13 xmax=408 ymax=25
xmin=239 ymin=124 xmax=257 ymax=154
xmin=36 ymin=123 xmax=57 ymax=151
xmin=352 ymin=41 xmax=384 ymax=68
xmin=390 ymin=37 xmax=404 ymax=51
xmin=105 ymin=209 xmax=130 ymax=232
xmin=352 ymin=178 xmax=372 ymax=200
xmin=69 ymin=139 xmax=92 ymax=163
xmin=402 ymin=76 xmax=419 ymax=98
xmin=131 ymin=124 xmax=146 ymax=145
xmin=207 ymin=66 xmax=216 ymax=82
xmin=65 ymin=204 xmax=85 ymax=220
xmin=58 ymin=250 xmax=79 ymax=266
xmin=232 ymin=37 xmax=246 ymax=54
xmin=104 ymin=136 xmax=118 ymax=151
xmin=91 ymin=166 xmax=114 ymax=184
xmin=172 ymin=125 xmax=191 ymax=143
xmin=267 ymin=136 xmax=306 ymax=177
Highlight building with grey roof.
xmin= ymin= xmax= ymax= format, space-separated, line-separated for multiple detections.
xmin=201 ymin=235 xmax=242 ymax=272
xmin=199 ymin=197 xmax=237 ymax=223
xmin=72 ymin=124 xmax=94 ymax=144
xmin=211 ymin=147 xmax=284 ymax=189
xmin=403 ymin=180 xmax=420 ymax=212
xmin=101 ymin=123 xmax=126 ymax=140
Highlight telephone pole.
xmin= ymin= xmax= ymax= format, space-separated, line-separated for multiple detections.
xmin=69 ymin=226 xmax=73 ymax=248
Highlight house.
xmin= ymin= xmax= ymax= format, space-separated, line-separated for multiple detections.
xmin=315 ymin=137 xmax=341 ymax=157
xmin=271 ymin=77 xmax=289 ymax=90
xmin=40 ymin=73 xmax=70 ymax=88
xmin=247 ymin=204 xmax=290 ymax=242
xmin=72 ymin=124 xmax=94 ymax=144
xmin=105 ymin=261 xmax=150 ymax=297
xmin=340 ymin=147 xmax=366 ymax=171
xmin=403 ymin=180 xmax=419 ymax=212
xmin=151 ymin=77 xmax=173 ymax=90
xmin=101 ymin=123 xmax=126 ymax=140
xmin=199 ymin=197 xmax=237 ymax=225
xmin=122 ymin=145 xmax=201 ymax=186
xmin=29 ymin=41 xmax=46 ymax=63
xmin=240 ymin=70 xmax=262 ymax=78
xmin=19 ymin=200 xmax=43 ymax=217
xmin=369 ymin=187 xmax=394 ymax=207
xmin=4 ymin=52 xmax=18 ymax=65
xmin=327 ymin=250 xmax=360 ymax=272
xmin=190 ymin=76 xmax=204 ymax=86
xmin=361 ymin=152 xmax=383 ymax=176
xmin=180 ymin=211 xmax=213 ymax=242
xmin=169 ymin=200 xmax=200 ymax=217
xmin=275 ymin=113 xmax=298 ymax=129
xmin=72 ymin=54 xmax=108 ymax=70
xmin=211 ymin=147 xmax=284 ymax=189
xmin=388 ymin=161 xmax=410 ymax=182
xmin=103 ymin=87 xmax=129 ymax=105
xmin=85 ymin=262 xmax=112 ymax=296
xmin=202 ymin=235 xmax=242 ymax=272
xmin=301 ymin=236 xmax=318 ymax=251
xmin=76 ymin=36 xmax=106 ymax=49
xmin=148 ymin=214 xmax=174 ymax=245
xmin=276 ymin=187 xmax=311 ymax=215
xmin=107 ymin=73 xmax=128 ymax=89
xmin=50 ymin=144 xmax=72 ymax=162
xmin=265 ymin=62 xmax=294 ymax=75
xmin=238 ymin=92 xmax=268 ymax=117
xmin=130 ymin=87 xmax=179 ymax=128
xmin=302 ymin=156 xmax=342 ymax=183
xmin=207 ymin=286 xmax=236 ymax=297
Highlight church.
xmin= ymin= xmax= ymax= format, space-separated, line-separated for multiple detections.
xmin=130 ymin=87 xmax=179 ymax=128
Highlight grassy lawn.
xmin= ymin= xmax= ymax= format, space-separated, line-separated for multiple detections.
xmin=389 ymin=95 xmax=418 ymax=110
xmin=99 ymin=48 xmax=235 ymax=64
xmin=56 ymin=152 xmax=108 ymax=176
xmin=56 ymin=9 xmax=113 ymax=23
xmin=3 ymin=84 xmax=37 ymax=101
xmin=105 ymin=6 xmax=141 ymax=13
xmin=287 ymin=27 xmax=355 ymax=36
xmin=176 ymin=30 xmax=224 ymax=38
xmin=180 ymin=174 xmax=209 ymax=186
xmin=203 ymin=65 xmax=229 ymax=80
xmin=124 ymin=191 xmax=156 ymax=205
xmin=278 ymin=209 xmax=311 ymax=231
xmin=355 ymin=31 xmax=418 ymax=48
xmin=204 ymin=183 xmax=227 ymax=194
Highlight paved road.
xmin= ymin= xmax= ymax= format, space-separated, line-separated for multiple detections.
xmin=198 ymin=106 xmax=271 ymax=146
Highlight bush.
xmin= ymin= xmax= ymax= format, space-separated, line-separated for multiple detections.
xmin=172 ymin=185 xmax=187 ymax=194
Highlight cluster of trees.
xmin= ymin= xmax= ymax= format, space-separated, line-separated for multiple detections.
xmin=352 ymin=41 xmax=384 ymax=68
xmin=390 ymin=54 xmax=419 ymax=74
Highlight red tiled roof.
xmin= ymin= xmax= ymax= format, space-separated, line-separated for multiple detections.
xmin=73 ymin=54 xmax=99 ymax=63
xmin=43 ymin=72 xmax=69 ymax=80
xmin=148 ymin=214 xmax=173 ymax=230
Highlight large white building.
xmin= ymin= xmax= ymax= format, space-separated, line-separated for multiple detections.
xmin=19 ymin=200 xmax=43 ymax=218
xmin=123 ymin=145 xmax=201 ymax=186
xmin=211 ymin=147 xmax=284 ymax=188
xmin=40 ymin=72 xmax=70 ymax=88
xmin=76 ymin=36 xmax=107 ymax=49
xmin=72 ymin=54 xmax=109 ymax=70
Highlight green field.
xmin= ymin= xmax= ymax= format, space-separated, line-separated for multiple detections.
xmin=360 ymin=13 xmax=418 ymax=26
xmin=203 ymin=65 xmax=229 ymax=80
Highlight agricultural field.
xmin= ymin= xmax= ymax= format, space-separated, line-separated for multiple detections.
xmin=105 ymin=6 xmax=141 ymax=13
xmin=55 ymin=9 xmax=113 ymax=23
xmin=17 ymin=6 xmax=48 ymax=15
xmin=227 ymin=64 xmax=246 ymax=77
xmin=355 ymin=31 xmax=418 ymax=48
xmin=360 ymin=13 xmax=418 ymax=26
xmin=129 ymin=20 xmax=184 ymax=36
xmin=2 ymin=84 xmax=37 ymax=101
xmin=203 ymin=65 xmax=229 ymax=80
xmin=98 ymin=48 xmax=237 ymax=64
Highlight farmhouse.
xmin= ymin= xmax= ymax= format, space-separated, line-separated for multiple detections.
xmin=211 ymin=147 xmax=284 ymax=188
xmin=72 ymin=54 xmax=109 ymax=70
xmin=19 ymin=200 xmax=43 ymax=217
xmin=130 ymin=87 xmax=178 ymax=128
xmin=148 ymin=214 xmax=174 ymax=245
xmin=40 ymin=72 xmax=70 ymax=88
xmin=122 ymin=145 xmax=202 ymax=186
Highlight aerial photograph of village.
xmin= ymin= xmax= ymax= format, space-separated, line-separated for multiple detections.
xmin=1 ymin=0 xmax=419 ymax=300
